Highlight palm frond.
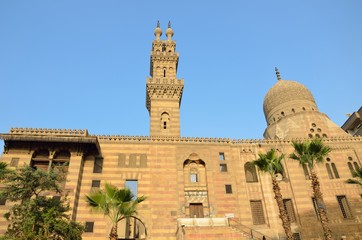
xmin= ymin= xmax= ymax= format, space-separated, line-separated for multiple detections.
xmin=253 ymin=148 xmax=284 ymax=176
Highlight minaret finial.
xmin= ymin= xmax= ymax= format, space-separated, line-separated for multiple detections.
xmin=275 ymin=67 xmax=281 ymax=81
xmin=154 ymin=20 xmax=162 ymax=40
xmin=166 ymin=21 xmax=174 ymax=40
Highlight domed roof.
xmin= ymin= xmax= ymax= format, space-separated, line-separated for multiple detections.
xmin=263 ymin=80 xmax=317 ymax=119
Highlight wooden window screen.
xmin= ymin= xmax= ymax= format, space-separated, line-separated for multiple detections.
xmin=337 ymin=196 xmax=352 ymax=218
xmin=250 ymin=200 xmax=266 ymax=225
xmin=283 ymin=199 xmax=296 ymax=222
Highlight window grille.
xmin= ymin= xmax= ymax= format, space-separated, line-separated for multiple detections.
xmin=337 ymin=196 xmax=352 ymax=218
xmin=250 ymin=200 xmax=266 ymax=225
xmin=283 ymin=199 xmax=296 ymax=223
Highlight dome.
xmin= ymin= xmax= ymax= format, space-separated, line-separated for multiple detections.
xmin=154 ymin=27 xmax=162 ymax=37
xmin=263 ymin=80 xmax=318 ymax=124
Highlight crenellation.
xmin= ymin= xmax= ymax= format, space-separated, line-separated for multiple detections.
xmin=9 ymin=127 xmax=88 ymax=136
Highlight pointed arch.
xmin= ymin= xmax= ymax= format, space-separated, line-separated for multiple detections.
xmin=245 ymin=162 xmax=258 ymax=183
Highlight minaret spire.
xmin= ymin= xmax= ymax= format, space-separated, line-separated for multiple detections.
xmin=166 ymin=21 xmax=174 ymax=41
xmin=275 ymin=67 xmax=281 ymax=81
xmin=154 ymin=20 xmax=162 ymax=40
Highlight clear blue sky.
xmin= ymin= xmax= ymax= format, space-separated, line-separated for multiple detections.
xmin=1 ymin=1 xmax=361 ymax=142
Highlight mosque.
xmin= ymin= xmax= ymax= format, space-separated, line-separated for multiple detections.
xmin=0 ymin=22 xmax=361 ymax=240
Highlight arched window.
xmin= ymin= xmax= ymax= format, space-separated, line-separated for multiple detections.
xmin=347 ymin=156 xmax=360 ymax=177
xmin=353 ymin=162 xmax=359 ymax=169
xmin=161 ymin=112 xmax=170 ymax=130
xmin=245 ymin=162 xmax=258 ymax=183
xmin=326 ymin=163 xmax=334 ymax=179
xmin=348 ymin=162 xmax=354 ymax=176
xmin=331 ymin=163 xmax=340 ymax=179
xmin=183 ymin=158 xmax=206 ymax=186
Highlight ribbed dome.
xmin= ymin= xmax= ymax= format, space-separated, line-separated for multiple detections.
xmin=263 ymin=80 xmax=317 ymax=123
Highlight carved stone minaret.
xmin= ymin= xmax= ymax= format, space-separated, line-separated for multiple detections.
xmin=146 ymin=21 xmax=184 ymax=137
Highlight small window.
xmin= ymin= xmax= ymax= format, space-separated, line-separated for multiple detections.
xmin=283 ymin=199 xmax=296 ymax=223
xmin=10 ymin=158 xmax=19 ymax=167
xmin=93 ymin=157 xmax=103 ymax=173
xmin=190 ymin=173 xmax=198 ymax=183
xmin=92 ymin=180 xmax=101 ymax=188
xmin=225 ymin=184 xmax=232 ymax=194
xmin=337 ymin=196 xmax=352 ymax=218
xmin=0 ymin=197 xmax=6 ymax=205
xmin=250 ymin=200 xmax=266 ymax=225
xmin=163 ymin=121 xmax=167 ymax=129
xmin=219 ymin=152 xmax=225 ymax=160
xmin=125 ymin=180 xmax=138 ymax=199
xmin=84 ymin=222 xmax=94 ymax=232
xmin=220 ymin=164 xmax=228 ymax=172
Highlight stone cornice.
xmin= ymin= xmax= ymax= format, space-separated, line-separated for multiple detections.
xmin=9 ymin=127 xmax=88 ymax=136
xmin=94 ymin=134 xmax=362 ymax=146
xmin=2 ymin=128 xmax=361 ymax=148
xmin=0 ymin=128 xmax=100 ymax=154
xmin=146 ymin=78 xmax=184 ymax=112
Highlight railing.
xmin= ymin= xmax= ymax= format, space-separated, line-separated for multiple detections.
xmin=228 ymin=218 xmax=274 ymax=240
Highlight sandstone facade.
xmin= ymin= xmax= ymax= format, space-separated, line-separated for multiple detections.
xmin=0 ymin=23 xmax=361 ymax=240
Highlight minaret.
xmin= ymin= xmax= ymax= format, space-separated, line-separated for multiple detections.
xmin=146 ymin=21 xmax=184 ymax=137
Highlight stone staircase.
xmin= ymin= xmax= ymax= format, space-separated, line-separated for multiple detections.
xmin=176 ymin=218 xmax=273 ymax=240
xmin=183 ymin=225 xmax=249 ymax=240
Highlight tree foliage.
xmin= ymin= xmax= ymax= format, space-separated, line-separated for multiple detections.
xmin=290 ymin=138 xmax=332 ymax=240
xmin=0 ymin=164 xmax=84 ymax=240
xmin=346 ymin=166 xmax=362 ymax=186
xmin=253 ymin=149 xmax=293 ymax=240
xmin=86 ymin=182 xmax=146 ymax=240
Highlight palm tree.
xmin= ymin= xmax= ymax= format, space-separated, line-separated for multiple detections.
xmin=346 ymin=166 xmax=362 ymax=186
xmin=290 ymin=138 xmax=332 ymax=240
xmin=86 ymin=182 xmax=146 ymax=240
xmin=253 ymin=148 xmax=294 ymax=240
